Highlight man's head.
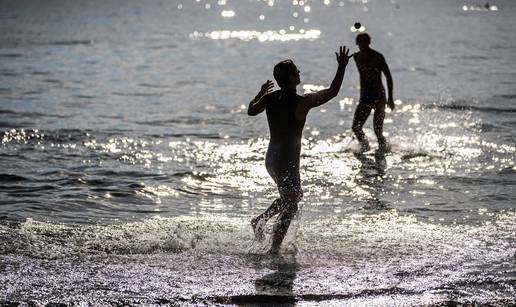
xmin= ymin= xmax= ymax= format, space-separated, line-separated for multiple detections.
xmin=355 ymin=33 xmax=371 ymax=51
xmin=273 ymin=59 xmax=300 ymax=89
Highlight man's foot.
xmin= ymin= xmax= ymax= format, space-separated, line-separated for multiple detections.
xmin=266 ymin=246 xmax=280 ymax=255
xmin=251 ymin=216 xmax=265 ymax=241
xmin=378 ymin=141 xmax=391 ymax=153
xmin=359 ymin=139 xmax=370 ymax=152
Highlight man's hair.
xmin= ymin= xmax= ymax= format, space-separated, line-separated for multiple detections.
xmin=273 ymin=59 xmax=296 ymax=88
xmin=356 ymin=33 xmax=371 ymax=45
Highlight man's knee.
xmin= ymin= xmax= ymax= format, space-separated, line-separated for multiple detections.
xmin=281 ymin=187 xmax=303 ymax=203
xmin=289 ymin=189 xmax=302 ymax=203
xmin=279 ymin=201 xmax=298 ymax=223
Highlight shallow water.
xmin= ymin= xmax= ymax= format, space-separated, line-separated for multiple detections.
xmin=1 ymin=0 xmax=515 ymax=305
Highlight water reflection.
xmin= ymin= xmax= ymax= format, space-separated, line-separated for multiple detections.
xmin=190 ymin=29 xmax=321 ymax=42
xmin=353 ymin=150 xmax=388 ymax=209
xmin=462 ymin=4 xmax=498 ymax=11
xmin=220 ymin=10 xmax=235 ymax=17
xmin=2 ymin=118 xmax=515 ymax=221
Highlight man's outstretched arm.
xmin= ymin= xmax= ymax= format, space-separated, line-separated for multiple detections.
xmin=248 ymin=80 xmax=274 ymax=116
xmin=298 ymin=46 xmax=352 ymax=112
xmin=381 ymin=56 xmax=394 ymax=110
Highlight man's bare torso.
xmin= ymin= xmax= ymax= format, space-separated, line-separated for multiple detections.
xmin=354 ymin=49 xmax=385 ymax=94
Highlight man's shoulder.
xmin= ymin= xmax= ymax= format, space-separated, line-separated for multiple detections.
xmin=353 ymin=51 xmax=364 ymax=63
xmin=370 ymin=49 xmax=385 ymax=59
xmin=264 ymin=90 xmax=280 ymax=99
xmin=355 ymin=49 xmax=384 ymax=60
xmin=263 ymin=90 xmax=281 ymax=107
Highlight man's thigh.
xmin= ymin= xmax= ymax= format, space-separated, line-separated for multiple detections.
xmin=373 ymin=99 xmax=386 ymax=124
xmin=353 ymin=102 xmax=373 ymax=126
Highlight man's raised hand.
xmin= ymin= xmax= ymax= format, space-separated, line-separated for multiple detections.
xmin=257 ymin=80 xmax=274 ymax=99
xmin=335 ymin=46 xmax=353 ymax=67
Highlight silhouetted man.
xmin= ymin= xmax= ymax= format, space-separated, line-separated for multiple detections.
xmin=352 ymin=33 xmax=394 ymax=152
xmin=248 ymin=46 xmax=352 ymax=254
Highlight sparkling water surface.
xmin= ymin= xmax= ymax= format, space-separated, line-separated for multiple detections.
xmin=1 ymin=0 xmax=515 ymax=305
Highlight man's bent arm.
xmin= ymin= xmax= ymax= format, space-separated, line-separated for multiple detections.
xmin=385 ymin=66 xmax=393 ymax=101
xmin=248 ymin=80 xmax=274 ymax=116
xmin=381 ymin=56 xmax=394 ymax=108
xmin=248 ymin=95 xmax=267 ymax=116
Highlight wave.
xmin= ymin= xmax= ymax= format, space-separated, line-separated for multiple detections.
xmin=496 ymin=94 xmax=516 ymax=99
xmin=50 ymin=40 xmax=93 ymax=46
xmin=138 ymin=83 xmax=171 ymax=89
xmin=145 ymin=132 xmax=221 ymax=139
xmin=111 ymin=91 xmax=165 ymax=97
xmin=0 ymin=128 xmax=133 ymax=145
xmin=1 ymin=184 xmax=57 ymax=195
xmin=400 ymin=152 xmax=433 ymax=161
xmin=0 ymin=70 xmax=20 ymax=77
xmin=0 ymin=121 xmax=31 ymax=129
xmin=0 ymin=108 xmax=73 ymax=119
xmin=0 ymin=53 xmax=23 ymax=58
xmin=0 ymin=213 xmax=514 ymax=306
xmin=0 ymin=174 xmax=28 ymax=182
xmin=450 ymin=55 xmax=489 ymax=60
xmin=73 ymin=94 xmax=96 ymax=99
xmin=132 ymin=117 xmax=237 ymax=127
xmin=0 ymin=217 xmax=204 ymax=257
xmin=1 ymin=212 xmax=513 ymax=259
xmin=429 ymin=103 xmax=516 ymax=114
xmin=446 ymin=175 xmax=516 ymax=186
xmin=28 ymin=71 xmax=52 ymax=76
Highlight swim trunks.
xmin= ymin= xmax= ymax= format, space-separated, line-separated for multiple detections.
xmin=265 ymin=143 xmax=301 ymax=189
xmin=359 ymin=90 xmax=386 ymax=106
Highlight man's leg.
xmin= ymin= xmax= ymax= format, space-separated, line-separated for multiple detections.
xmin=251 ymin=198 xmax=283 ymax=239
xmin=252 ymin=154 xmax=284 ymax=240
xmin=352 ymin=102 xmax=373 ymax=151
xmin=269 ymin=186 xmax=302 ymax=254
xmin=254 ymin=198 xmax=283 ymax=221
xmin=373 ymin=100 xmax=388 ymax=151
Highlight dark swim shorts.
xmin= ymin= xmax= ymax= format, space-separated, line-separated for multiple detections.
xmin=265 ymin=144 xmax=301 ymax=189
xmin=360 ymin=91 xmax=386 ymax=106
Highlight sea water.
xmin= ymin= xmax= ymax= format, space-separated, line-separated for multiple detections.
xmin=1 ymin=0 xmax=515 ymax=305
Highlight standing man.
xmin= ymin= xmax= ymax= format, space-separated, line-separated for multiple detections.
xmin=247 ymin=46 xmax=353 ymax=254
xmin=352 ymin=33 xmax=394 ymax=152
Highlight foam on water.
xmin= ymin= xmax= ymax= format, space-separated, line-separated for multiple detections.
xmin=2 ymin=210 xmax=514 ymax=260
xmin=1 ymin=211 xmax=514 ymax=305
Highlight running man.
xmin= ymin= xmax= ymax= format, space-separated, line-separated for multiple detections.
xmin=352 ymin=33 xmax=394 ymax=152
xmin=248 ymin=46 xmax=353 ymax=254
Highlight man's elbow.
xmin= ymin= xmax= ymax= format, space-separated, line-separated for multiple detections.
xmin=247 ymin=109 xmax=257 ymax=116
xmin=328 ymin=88 xmax=339 ymax=99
